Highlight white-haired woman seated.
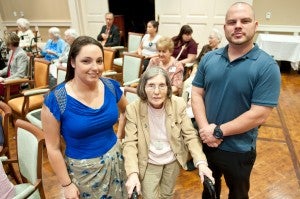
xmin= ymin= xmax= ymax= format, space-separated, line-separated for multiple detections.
xmin=39 ymin=27 xmax=66 ymax=62
xmin=48 ymin=28 xmax=79 ymax=87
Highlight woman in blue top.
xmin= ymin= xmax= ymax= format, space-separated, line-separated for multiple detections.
xmin=41 ymin=36 xmax=128 ymax=198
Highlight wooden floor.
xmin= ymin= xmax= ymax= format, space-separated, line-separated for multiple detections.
xmin=7 ymin=70 xmax=300 ymax=199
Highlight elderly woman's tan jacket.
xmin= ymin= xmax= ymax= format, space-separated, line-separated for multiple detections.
xmin=122 ymin=95 xmax=207 ymax=180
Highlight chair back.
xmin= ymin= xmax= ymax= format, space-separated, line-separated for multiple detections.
xmin=0 ymin=101 xmax=12 ymax=157
xmin=26 ymin=66 xmax=65 ymax=129
xmin=33 ymin=60 xmax=50 ymax=88
xmin=25 ymin=55 xmax=34 ymax=79
xmin=15 ymin=119 xmax=45 ymax=198
xmin=103 ymin=48 xmax=116 ymax=71
xmin=127 ymin=32 xmax=144 ymax=53
xmin=56 ymin=65 xmax=67 ymax=85
xmin=124 ymin=87 xmax=139 ymax=104
xmin=122 ymin=52 xmax=144 ymax=85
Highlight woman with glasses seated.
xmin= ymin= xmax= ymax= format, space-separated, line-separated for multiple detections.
xmin=137 ymin=20 xmax=161 ymax=71
xmin=123 ymin=66 xmax=214 ymax=199
xmin=148 ymin=36 xmax=184 ymax=96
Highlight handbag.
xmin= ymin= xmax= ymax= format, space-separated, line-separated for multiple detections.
xmin=203 ymin=175 xmax=217 ymax=199
xmin=131 ymin=186 xmax=138 ymax=199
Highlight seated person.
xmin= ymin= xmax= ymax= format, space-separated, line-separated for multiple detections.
xmin=39 ymin=27 xmax=66 ymax=62
xmin=183 ymin=29 xmax=222 ymax=171
xmin=137 ymin=20 xmax=161 ymax=71
xmin=183 ymin=28 xmax=223 ymax=100
xmin=0 ymin=33 xmax=28 ymax=96
xmin=49 ymin=29 xmax=79 ymax=87
xmin=97 ymin=12 xmax=120 ymax=47
xmin=0 ymin=44 xmax=6 ymax=70
xmin=0 ymin=117 xmax=15 ymax=198
xmin=172 ymin=25 xmax=197 ymax=65
xmin=148 ymin=36 xmax=184 ymax=96
xmin=196 ymin=28 xmax=222 ymax=64
xmin=16 ymin=18 xmax=36 ymax=51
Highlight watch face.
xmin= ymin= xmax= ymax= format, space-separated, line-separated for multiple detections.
xmin=214 ymin=126 xmax=223 ymax=139
xmin=214 ymin=130 xmax=222 ymax=139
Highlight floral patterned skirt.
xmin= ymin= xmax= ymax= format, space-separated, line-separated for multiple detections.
xmin=65 ymin=141 xmax=128 ymax=199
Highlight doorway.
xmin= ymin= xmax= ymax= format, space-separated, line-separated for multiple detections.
xmin=109 ymin=0 xmax=155 ymax=43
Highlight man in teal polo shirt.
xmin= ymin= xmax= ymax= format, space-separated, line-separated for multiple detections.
xmin=192 ymin=2 xmax=281 ymax=199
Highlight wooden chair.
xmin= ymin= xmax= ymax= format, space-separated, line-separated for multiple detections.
xmin=122 ymin=52 xmax=144 ymax=86
xmin=103 ymin=47 xmax=117 ymax=72
xmin=102 ymin=47 xmax=123 ymax=83
xmin=7 ymin=60 xmax=50 ymax=121
xmin=112 ymin=32 xmax=144 ymax=72
xmin=123 ymin=86 xmax=139 ymax=104
xmin=0 ymin=101 xmax=20 ymax=183
xmin=26 ymin=66 xmax=66 ymax=129
xmin=0 ymin=101 xmax=12 ymax=158
xmin=2 ymin=119 xmax=46 ymax=199
xmin=56 ymin=65 xmax=67 ymax=85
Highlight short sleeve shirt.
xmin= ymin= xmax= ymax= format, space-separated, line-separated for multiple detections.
xmin=192 ymin=44 xmax=281 ymax=152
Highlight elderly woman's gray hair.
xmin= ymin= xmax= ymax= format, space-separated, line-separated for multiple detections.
xmin=16 ymin=18 xmax=30 ymax=30
xmin=210 ymin=28 xmax=222 ymax=42
xmin=48 ymin=27 xmax=61 ymax=38
xmin=137 ymin=66 xmax=173 ymax=101
xmin=64 ymin=28 xmax=79 ymax=39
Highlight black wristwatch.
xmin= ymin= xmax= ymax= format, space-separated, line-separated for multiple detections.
xmin=213 ymin=125 xmax=223 ymax=139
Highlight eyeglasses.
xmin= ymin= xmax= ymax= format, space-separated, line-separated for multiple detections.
xmin=149 ymin=42 xmax=153 ymax=47
xmin=145 ymin=84 xmax=167 ymax=92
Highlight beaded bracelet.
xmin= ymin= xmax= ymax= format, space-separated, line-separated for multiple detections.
xmin=62 ymin=181 xmax=72 ymax=187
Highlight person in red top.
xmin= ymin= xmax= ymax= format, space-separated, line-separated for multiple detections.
xmin=172 ymin=25 xmax=198 ymax=65
xmin=0 ymin=33 xmax=28 ymax=96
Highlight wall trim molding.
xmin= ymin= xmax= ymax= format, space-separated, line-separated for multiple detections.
xmin=258 ymin=25 xmax=300 ymax=35
xmin=2 ymin=21 xmax=300 ymax=35
xmin=3 ymin=20 xmax=72 ymax=27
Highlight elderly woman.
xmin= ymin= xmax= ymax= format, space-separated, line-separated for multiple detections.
xmin=39 ymin=27 xmax=66 ymax=62
xmin=16 ymin=18 xmax=35 ymax=50
xmin=0 ymin=33 xmax=28 ymax=96
xmin=123 ymin=66 xmax=214 ymax=199
xmin=196 ymin=28 xmax=222 ymax=63
xmin=148 ymin=36 xmax=184 ymax=96
xmin=48 ymin=28 xmax=79 ymax=87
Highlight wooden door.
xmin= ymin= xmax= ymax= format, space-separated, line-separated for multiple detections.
xmin=114 ymin=15 xmax=126 ymax=46
xmin=68 ymin=0 xmax=109 ymax=38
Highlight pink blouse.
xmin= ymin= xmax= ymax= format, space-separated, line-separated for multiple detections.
xmin=0 ymin=161 xmax=15 ymax=198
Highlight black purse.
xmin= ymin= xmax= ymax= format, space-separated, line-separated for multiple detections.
xmin=131 ymin=186 xmax=138 ymax=199
xmin=203 ymin=175 xmax=217 ymax=199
